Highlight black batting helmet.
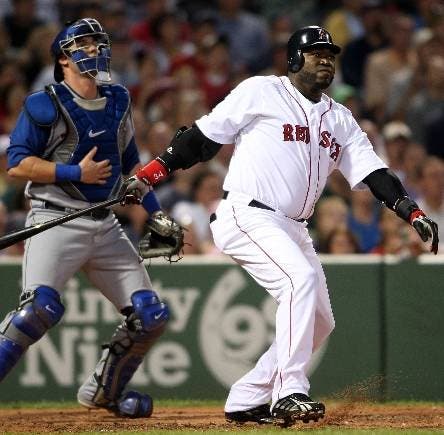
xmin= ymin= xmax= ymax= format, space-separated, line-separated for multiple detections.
xmin=287 ymin=26 xmax=341 ymax=73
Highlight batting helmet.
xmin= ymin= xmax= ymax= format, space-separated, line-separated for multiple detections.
xmin=51 ymin=18 xmax=111 ymax=83
xmin=287 ymin=26 xmax=341 ymax=73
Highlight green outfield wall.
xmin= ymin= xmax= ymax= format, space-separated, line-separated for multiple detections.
xmin=0 ymin=255 xmax=442 ymax=402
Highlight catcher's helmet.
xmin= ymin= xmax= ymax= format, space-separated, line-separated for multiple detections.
xmin=287 ymin=26 xmax=341 ymax=73
xmin=51 ymin=18 xmax=111 ymax=83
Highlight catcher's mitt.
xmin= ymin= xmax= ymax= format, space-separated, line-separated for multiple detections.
xmin=139 ymin=211 xmax=184 ymax=261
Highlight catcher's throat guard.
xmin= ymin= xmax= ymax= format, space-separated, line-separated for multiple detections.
xmin=51 ymin=18 xmax=111 ymax=83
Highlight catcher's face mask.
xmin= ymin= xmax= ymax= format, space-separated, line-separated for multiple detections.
xmin=51 ymin=18 xmax=111 ymax=83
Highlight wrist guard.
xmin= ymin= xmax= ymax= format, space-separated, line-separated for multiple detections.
xmin=136 ymin=159 xmax=169 ymax=185
xmin=394 ymin=197 xmax=421 ymax=223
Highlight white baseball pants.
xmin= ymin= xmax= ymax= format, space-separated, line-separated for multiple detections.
xmin=210 ymin=192 xmax=335 ymax=412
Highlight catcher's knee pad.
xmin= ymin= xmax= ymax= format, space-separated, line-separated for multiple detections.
xmin=77 ymin=289 xmax=169 ymax=413
xmin=129 ymin=289 xmax=169 ymax=333
xmin=0 ymin=286 xmax=64 ymax=382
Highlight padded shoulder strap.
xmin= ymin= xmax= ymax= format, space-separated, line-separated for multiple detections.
xmin=24 ymin=90 xmax=58 ymax=127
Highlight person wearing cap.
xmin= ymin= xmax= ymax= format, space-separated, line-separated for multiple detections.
xmin=0 ymin=18 xmax=173 ymax=418
xmin=125 ymin=24 xmax=439 ymax=425
xmin=381 ymin=121 xmax=413 ymax=182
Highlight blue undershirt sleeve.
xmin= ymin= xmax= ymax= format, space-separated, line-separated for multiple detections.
xmin=7 ymin=111 xmax=50 ymax=169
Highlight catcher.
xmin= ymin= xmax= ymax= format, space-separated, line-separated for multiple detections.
xmin=0 ymin=18 xmax=183 ymax=419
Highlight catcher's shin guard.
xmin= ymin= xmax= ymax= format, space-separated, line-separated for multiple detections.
xmin=0 ymin=286 xmax=65 ymax=382
xmin=77 ymin=289 xmax=168 ymax=417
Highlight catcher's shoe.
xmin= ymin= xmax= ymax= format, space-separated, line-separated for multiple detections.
xmin=271 ymin=393 xmax=325 ymax=426
xmin=225 ymin=404 xmax=273 ymax=424
xmin=78 ymin=389 xmax=153 ymax=418
xmin=78 ymin=374 xmax=153 ymax=418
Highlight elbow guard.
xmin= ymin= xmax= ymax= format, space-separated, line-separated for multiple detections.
xmin=159 ymin=124 xmax=223 ymax=170
xmin=137 ymin=125 xmax=223 ymax=185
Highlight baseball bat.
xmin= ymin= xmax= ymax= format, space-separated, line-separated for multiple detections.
xmin=0 ymin=196 xmax=123 ymax=251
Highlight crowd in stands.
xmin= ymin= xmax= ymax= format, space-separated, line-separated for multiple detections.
xmin=0 ymin=0 xmax=443 ymax=257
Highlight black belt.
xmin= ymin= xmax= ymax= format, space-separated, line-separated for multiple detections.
xmin=221 ymin=190 xmax=305 ymax=222
xmin=41 ymin=201 xmax=111 ymax=220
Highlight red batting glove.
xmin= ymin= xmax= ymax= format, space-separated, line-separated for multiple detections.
xmin=136 ymin=159 xmax=168 ymax=185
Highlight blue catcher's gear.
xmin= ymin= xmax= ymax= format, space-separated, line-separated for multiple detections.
xmin=0 ymin=286 xmax=65 ymax=382
xmin=51 ymin=18 xmax=111 ymax=83
xmin=77 ymin=290 xmax=169 ymax=417
xmin=24 ymin=91 xmax=58 ymax=127
xmin=117 ymin=391 xmax=153 ymax=418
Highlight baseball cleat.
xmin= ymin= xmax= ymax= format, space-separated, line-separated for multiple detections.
xmin=225 ymin=404 xmax=273 ymax=424
xmin=271 ymin=393 xmax=325 ymax=427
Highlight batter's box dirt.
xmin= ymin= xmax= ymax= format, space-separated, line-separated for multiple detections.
xmin=0 ymin=402 xmax=443 ymax=432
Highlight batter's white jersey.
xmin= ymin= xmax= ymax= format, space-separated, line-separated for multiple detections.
xmin=196 ymin=75 xmax=387 ymax=218
xmin=199 ymin=76 xmax=387 ymax=412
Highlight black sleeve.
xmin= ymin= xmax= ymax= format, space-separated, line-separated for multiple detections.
xmin=362 ymin=168 xmax=420 ymax=222
xmin=157 ymin=124 xmax=223 ymax=172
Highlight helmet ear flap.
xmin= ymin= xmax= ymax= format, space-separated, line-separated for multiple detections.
xmin=288 ymin=49 xmax=304 ymax=73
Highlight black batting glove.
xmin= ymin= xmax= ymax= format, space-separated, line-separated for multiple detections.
xmin=395 ymin=197 xmax=439 ymax=255
xmin=409 ymin=211 xmax=439 ymax=255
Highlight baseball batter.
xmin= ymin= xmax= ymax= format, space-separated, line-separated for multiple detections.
xmin=122 ymin=26 xmax=436 ymax=425
xmin=0 ymin=18 xmax=172 ymax=418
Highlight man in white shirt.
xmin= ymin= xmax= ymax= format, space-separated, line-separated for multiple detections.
xmin=131 ymin=26 xmax=438 ymax=426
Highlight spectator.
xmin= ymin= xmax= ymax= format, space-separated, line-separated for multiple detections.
xmin=130 ymin=52 xmax=163 ymax=107
xmin=213 ymin=0 xmax=271 ymax=74
xmin=171 ymin=169 xmax=223 ymax=254
xmin=325 ymin=227 xmax=361 ymax=254
xmin=0 ymin=23 xmax=11 ymax=62
xmin=260 ymin=36 xmax=289 ymax=78
xmin=371 ymin=207 xmax=427 ymax=256
xmin=1 ymin=83 xmax=27 ymax=135
xmin=156 ymin=165 xmax=203 ymax=213
xmin=2 ymin=0 xmax=43 ymax=54
xmin=144 ymin=120 xmax=175 ymax=164
xmin=150 ymin=12 xmax=190 ymax=74
xmin=331 ymin=84 xmax=362 ymax=119
xmin=169 ymin=11 xmax=219 ymax=77
xmin=199 ymin=35 xmax=232 ymax=108
xmin=140 ymin=77 xmax=178 ymax=125
xmin=175 ymin=89 xmax=209 ymax=128
xmin=359 ymin=118 xmax=385 ymax=160
xmin=406 ymin=55 xmax=444 ymax=158
xmin=313 ymin=196 xmax=349 ymax=253
xmin=322 ymin=170 xmax=352 ymax=205
xmin=26 ymin=23 xmax=60 ymax=91
xmin=381 ymin=121 xmax=412 ymax=182
xmin=323 ymin=0 xmax=365 ymax=49
xmin=347 ymin=190 xmax=381 ymax=252
xmin=129 ymin=0 xmax=189 ymax=49
xmin=402 ymin=142 xmax=427 ymax=200
xmin=0 ymin=60 xmax=25 ymax=133
xmin=340 ymin=0 xmax=387 ymax=91
xmin=131 ymin=108 xmax=152 ymax=164
xmin=364 ymin=13 xmax=416 ymax=123
xmin=416 ymin=156 xmax=444 ymax=252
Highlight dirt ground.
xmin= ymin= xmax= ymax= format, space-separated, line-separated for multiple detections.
xmin=0 ymin=402 xmax=443 ymax=433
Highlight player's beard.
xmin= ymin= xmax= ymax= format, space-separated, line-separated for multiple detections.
xmin=299 ymin=69 xmax=333 ymax=91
